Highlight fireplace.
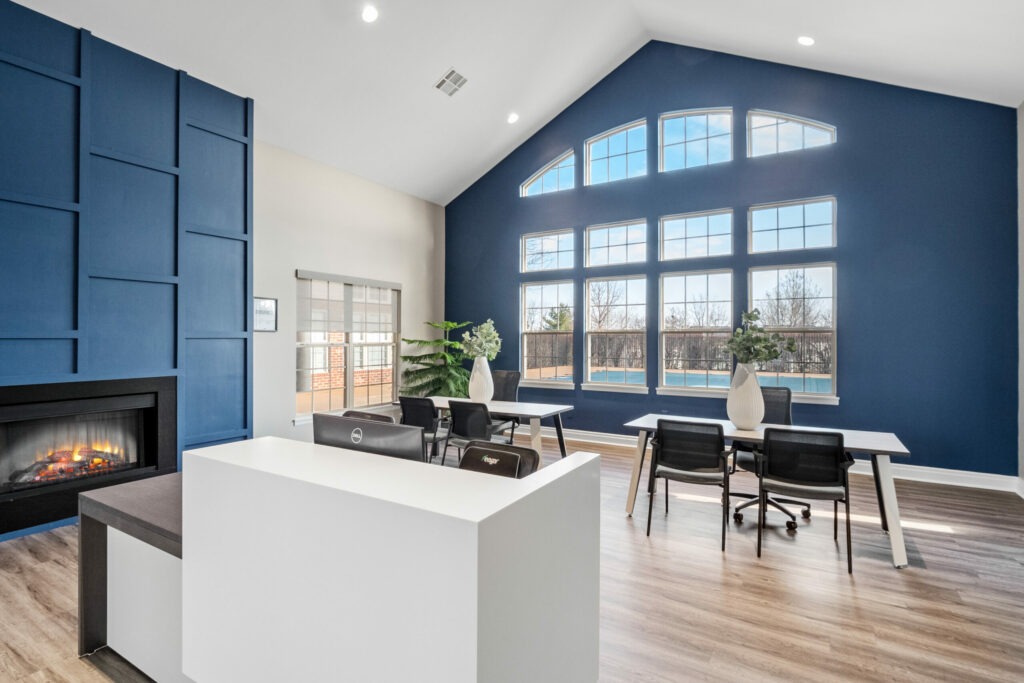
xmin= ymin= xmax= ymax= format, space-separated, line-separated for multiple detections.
xmin=0 ymin=377 xmax=176 ymax=534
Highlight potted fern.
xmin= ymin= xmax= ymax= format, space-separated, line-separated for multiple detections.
xmin=400 ymin=321 xmax=471 ymax=397
xmin=461 ymin=319 xmax=502 ymax=401
xmin=724 ymin=309 xmax=796 ymax=429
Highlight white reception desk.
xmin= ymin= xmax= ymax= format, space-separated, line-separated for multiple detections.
xmin=181 ymin=437 xmax=600 ymax=683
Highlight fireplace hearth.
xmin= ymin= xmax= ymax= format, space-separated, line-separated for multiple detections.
xmin=0 ymin=377 xmax=176 ymax=534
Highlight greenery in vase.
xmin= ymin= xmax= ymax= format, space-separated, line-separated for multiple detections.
xmin=461 ymin=319 xmax=502 ymax=360
xmin=725 ymin=309 xmax=797 ymax=364
xmin=400 ymin=320 xmax=471 ymax=397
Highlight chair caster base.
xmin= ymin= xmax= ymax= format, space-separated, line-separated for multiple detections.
xmin=801 ymin=509 xmax=811 ymax=519
xmin=786 ymin=520 xmax=798 ymax=531
xmin=733 ymin=512 xmax=743 ymax=524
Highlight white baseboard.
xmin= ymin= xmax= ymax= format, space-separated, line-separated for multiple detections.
xmin=533 ymin=425 xmax=1024 ymax=499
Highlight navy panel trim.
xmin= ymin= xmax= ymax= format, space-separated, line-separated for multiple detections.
xmin=89 ymin=146 xmax=180 ymax=176
xmin=0 ymin=190 xmax=79 ymax=213
xmin=245 ymin=97 xmax=254 ymax=435
xmin=88 ymin=271 xmax=180 ymax=285
xmin=0 ymin=49 xmax=81 ymax=86
xmin=185 ymin=331 xmax=249 ymax=339
xmin=75 ymin=29 xmax=91 ymax=374
xmin=184 ymin=119 xmax=250 ymax=144
xmin=182 ymin=222 xmax=250 ymax=242
xmin=183 ymin=428 xmax=249 ymax=446
xmin=0 ymin=332 xmax=80 ymax=339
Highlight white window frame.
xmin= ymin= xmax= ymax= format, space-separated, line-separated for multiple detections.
xmin=582 ymin=274 xmax=649 ymax=394
xmin=748 ymin=196 xmax=837 ymax=254
xmin=520 ymin=149 xmax=575 ymax=197
xmin=747 ymin=109 xmax=837 ymax=158
xmin=584 ymin=119 xmax=647 ymax=186
xmin=659 ymin=208 xmax=733 ymax=261
xmin=658 ymin=107 xmax=733 ymax=172
xmin=520 ymin=280 xmax=575 ymax=388
xmin=520 ymin=228 xmax=575 ymax=273
xmin=294 ymin=271 xmax=402 ymax=421
xmin=585 ymin=219 xmax=647 ymax=268
xmin=657 ymin=269 xmax=733 ymax=397
xmin=748 ymin=262 xmax=838 ymax=404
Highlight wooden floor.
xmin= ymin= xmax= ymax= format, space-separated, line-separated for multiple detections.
xmin=2 ymin=440 xmax=1023 ymax=682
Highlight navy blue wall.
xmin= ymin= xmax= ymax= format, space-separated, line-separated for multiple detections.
xmin=445 ymin=41 xmax=1018 ymax=475
xmin=0 ymin=1 xmax=253 ymax=497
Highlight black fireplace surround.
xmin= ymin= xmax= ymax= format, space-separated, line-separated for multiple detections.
xmin=0 ymin=377 xmax=176 ymax=534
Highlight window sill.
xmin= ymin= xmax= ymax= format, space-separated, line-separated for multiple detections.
xmin=580 ymin=383 xmax=650 ymax=395
xmin=519 ymin=380 xmax=575 ymax=391
xmin=655 ymin=386 xmax=839 ymax=406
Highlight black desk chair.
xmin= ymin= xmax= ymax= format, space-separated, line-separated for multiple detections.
xmin=398 ymin=396 xmax=449 ymax=462
xmin=341 ymin=409 xmax=395 ymax=424
xmin=443 ymin=401 xmax=504 ymax=466
xmin=758 ymin=428 xmax=854 ymax=573
xmin=646 ymin=420 xmax=731 ymax=551
xmin=459 ymin=441 xmax=540 ymax=479
xmin=313 ymin=413 xmax=425 ymax=462
xmin=730 ymin=386 xmax=811 ymax=529
xmin=490 ymin=370 xmax=521 ymax=443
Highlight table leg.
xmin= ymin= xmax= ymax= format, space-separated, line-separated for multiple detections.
xmin=529 ymin=417 xmax=543 ymax=455
xmin=625 ymin=431 xmax=650 ymax=517
xmin=553 ymin=415 xmax=567 ymax=457
xmin=79 ymin=513 xmax=107 ymax=655
xmin=870 ymin=455 xmax=888 ymax=532
xmin=871 ymin=454 xmax=909 ymax=568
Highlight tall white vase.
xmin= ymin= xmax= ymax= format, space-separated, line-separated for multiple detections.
xmin=726 ymin=362 xmax=764 ymax=430
xmin=468 ymin=356 xmax=494 ymax=401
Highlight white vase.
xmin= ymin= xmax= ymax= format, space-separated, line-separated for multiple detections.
xmin=726 ymin=362 xmax=764 ymax=430
xmin=468 ymin=356 xmax=494 ymax=401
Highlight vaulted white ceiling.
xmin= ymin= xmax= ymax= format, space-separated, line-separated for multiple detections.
xmin=17 ymin=0 xmax=1024 ymax=205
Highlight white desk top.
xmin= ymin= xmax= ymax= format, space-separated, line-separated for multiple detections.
xmin=427 ymin=396 xmax=573 ymax=419
xmin=624 ymin=414 xmax=910 ymax=457
xmin=184 ymin=436 xmax=597 ymax=522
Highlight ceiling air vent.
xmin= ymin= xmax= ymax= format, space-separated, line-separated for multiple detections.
xmin=435 ymin=68 xmax=467 ymax=97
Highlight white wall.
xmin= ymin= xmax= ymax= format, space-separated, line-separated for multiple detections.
xmin=252 ymin=142 xmax=445 ymax=441
xmin=1019 ymin=102 xmax=1023 ymax=489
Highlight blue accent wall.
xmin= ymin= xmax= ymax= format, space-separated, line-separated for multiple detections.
xmin=0 ymin=0 xmax=253 ymax=480
xmin=445 ymin=41 xmax=1018 ymax=476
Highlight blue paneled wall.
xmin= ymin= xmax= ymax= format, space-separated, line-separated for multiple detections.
xmin=445 ymin=41 xmax=1018 ymax=475
xmin=0 ymin=2 xmax=253 ymax=459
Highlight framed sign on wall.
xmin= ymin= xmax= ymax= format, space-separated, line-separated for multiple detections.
xmin=254 ymin=297 xmax=278 ymax=332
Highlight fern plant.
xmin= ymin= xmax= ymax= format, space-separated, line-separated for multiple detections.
xmin=400 ymin=320 xmax=471 ymax=397
xmin=725 ymin=309 xmax=797 ymax=364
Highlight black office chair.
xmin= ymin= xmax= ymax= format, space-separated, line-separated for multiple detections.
xmin=646 ymin=420 xmax=731 ymax=551
xmin=459 ymin=441 xmax=540 ymax=479
xmin=758 ymin=428 xmax=854 ymax=573
xmin=398 ymin=396 xmax=449 ymax=462
xmin=313 ymin=413 xmax=425 ymax=461
xmin=490 ymin=370 xmax=521 ymax=443
xmin=730 ymin=386 xmax=811 ymax=529
xmin=443 ymin=401 xmax=504 ymax=466
xmin=341 ymin=409 xmax=395 ymax=423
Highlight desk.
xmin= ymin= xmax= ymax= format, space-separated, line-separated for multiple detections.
xmin=427 ymin=396 xmax=573 ymax=457
xmin=623 ymin=415 xmax=912 ymax=568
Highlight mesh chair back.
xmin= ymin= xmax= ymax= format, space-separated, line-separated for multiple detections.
xmin=462 ymin=440 xmax=540 ymax=478
xmin=341 ymin=409 xmax=395 ymax=424
xmin=654 ymin=420 xmax=725 ymax=471
xmin=761 ymin=386 xmax=793 ymax=425
xmin=762 ymin=429 xmax=846 ymax=486
xmin=491 ymin=370 xmax=521 ymax=402
xmin=448 ymin=401 xmax=492 ymax=440
xmin=399 ymin=396 xmax=438 ymax=431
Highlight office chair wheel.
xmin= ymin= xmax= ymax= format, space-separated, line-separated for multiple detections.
xmin=786 ymin=520 xmax=798 ymax=531
xmin=733 ymin=512 xmax=743 ymax=524
xmin=802 ymin=509 xmax=811 ymax=519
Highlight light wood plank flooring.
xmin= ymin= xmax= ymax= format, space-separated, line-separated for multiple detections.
xmin=1 ymin=439 xmax=1023 ymax=682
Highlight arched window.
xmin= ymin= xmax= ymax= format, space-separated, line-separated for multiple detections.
xmin=748 ymin=110 xmax=836 ymax=157
xmin=520 ymin=150 xmax=575 ymax=197
xmin=585 ymin=120 xmax=646 ymax=185
xmin=660 ymin=108 xmax=732 ymax=171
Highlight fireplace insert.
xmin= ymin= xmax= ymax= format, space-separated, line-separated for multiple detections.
xmin=0 ymin=377 xmax=176 ymax=534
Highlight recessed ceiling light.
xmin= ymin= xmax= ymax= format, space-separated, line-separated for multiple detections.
xmin=507 ymin=113 xmax=519 ymax=124
xmin=797 ymin=36 xmax=815 ymax=47
xmin=362 ymin=4 xmax=379 ymax=23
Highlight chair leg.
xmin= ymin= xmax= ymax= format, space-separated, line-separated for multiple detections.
xmin=441 ymin=442 xmax=448 ymax=466
xmin=756 ymin=489 xmax=765 ymax=557
xmin=721 ymin=478 xmax=729 ymax=552
xmin=664 ymin=479 xmax=669 ymax=514
xmin=834 ymin=500 xmax=838 ymax=540
xmin=646 ymin=476 xmax=656 ymax=536
xmin=845 ymin=495 xmax=853 ymax=574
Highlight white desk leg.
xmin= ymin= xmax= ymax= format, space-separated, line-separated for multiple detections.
xmin=625 ymin=433 xmax=649 ymax=517
xmin=873 ymin=454 xmax=909 ymax=568
xmin=529 ymin=417 xmax=542 ymax=455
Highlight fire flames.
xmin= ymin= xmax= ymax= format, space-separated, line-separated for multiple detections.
xmin=28 ymin=441 xmax=129 ymax=484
